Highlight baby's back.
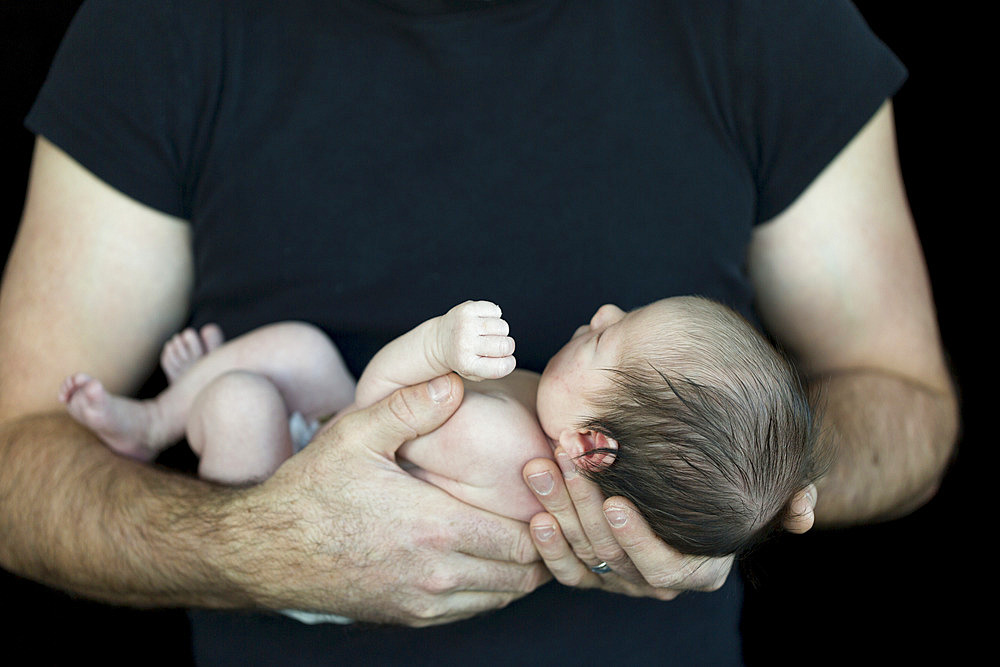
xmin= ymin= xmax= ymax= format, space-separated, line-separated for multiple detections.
xmin=398 ymin=370 xmax=552 ymax=521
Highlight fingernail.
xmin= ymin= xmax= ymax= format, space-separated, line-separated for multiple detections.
xmin=605 ymin=507 xmax=628 ymax=528
xmin=527 ymin=471 xmax=554 ymax=496
xmin=427 ymin=376 xmax=451 ymax=403
xmin=532 ymin=525 xmax=555 ymax=542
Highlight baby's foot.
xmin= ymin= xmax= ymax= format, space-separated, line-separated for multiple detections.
xmin=160 ymin=324 xmax=224 ymax=382
xmin=438 ymin=301 xmax=516 ymax=382
xmin=59 ymin=373 xmax=161 ymax=461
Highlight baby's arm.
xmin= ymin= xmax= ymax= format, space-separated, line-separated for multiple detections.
xmin=354 ymin=301 xmax=516 ymax=408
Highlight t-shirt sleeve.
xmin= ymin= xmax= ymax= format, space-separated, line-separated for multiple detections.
xmin=736 ymin=0 xmax=907 ymax=223
xmin=24 ymin=0 xmax=220 ymax=219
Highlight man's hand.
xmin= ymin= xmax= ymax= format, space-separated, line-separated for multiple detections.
xmin=229 ymin=373 xmax=549 ymax=626
xmin=783 ymin=484 xmax=817 ymax=534
xmin=521 ymin=450 xmax=815 ymax=597
xmin=522 ymin=448 xmax=732 ymax=599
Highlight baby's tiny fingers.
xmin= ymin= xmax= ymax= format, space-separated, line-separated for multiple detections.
xmin=475 ymin=335 xmax=516 ymax=358
xmin=478 ymin=316 xmax=510 ymax=337
xmin=465 ymin=355 xmax=516 ymax=380
xmin=461 ymin=300 xmax=503 ymax=318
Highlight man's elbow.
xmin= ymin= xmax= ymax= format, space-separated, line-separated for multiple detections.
xmin=893 ymin=385 xmax=960 ymax=518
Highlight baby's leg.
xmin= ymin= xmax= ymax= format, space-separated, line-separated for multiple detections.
xmin=59 ymin=374 xmax=171 ymax=462
xmin=60 ymin=321 xmax=354 ymax=463
xmin=186 ymin=370 xmax=293 ymax=484
xmin=58 ymin=326 xmax=233 ymax=461
xmin=155 ymin=322 xmax=356 ymax=423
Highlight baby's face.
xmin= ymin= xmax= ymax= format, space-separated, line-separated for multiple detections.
xmin=537 ymin=300 xmax=676 ymax=439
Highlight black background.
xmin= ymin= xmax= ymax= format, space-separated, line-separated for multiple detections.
xmin=1 ymin=2 xmax=981 ymax=664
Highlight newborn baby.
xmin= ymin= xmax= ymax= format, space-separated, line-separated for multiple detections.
xmin=61 ymin=296 xmax=818 ymax=559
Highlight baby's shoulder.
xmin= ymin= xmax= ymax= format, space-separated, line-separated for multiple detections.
xmin=453 ymin=371 xmax=549 ymax=455
xmin=465 ymin=368 xmax=540 ymax=414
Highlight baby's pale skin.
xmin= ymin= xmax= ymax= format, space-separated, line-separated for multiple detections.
xmin=366 ymin=300 xmax=648 ymax=519
xmin=58 ymin=300 xmax=653 ymax=520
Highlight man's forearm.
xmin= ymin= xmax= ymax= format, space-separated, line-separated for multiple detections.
xmin=0 ymin=412 xmax=255 ymax=607
xmin=810 ymin=369 xmax=959 ymax=527
xmin=0 ymin=376 xmax=550 ymax=625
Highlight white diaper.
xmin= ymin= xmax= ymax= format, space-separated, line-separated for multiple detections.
xmin=289 ymin=411 xmax=321 ymax=453
xmin=280 ymin=609 xmax=354 ymax=625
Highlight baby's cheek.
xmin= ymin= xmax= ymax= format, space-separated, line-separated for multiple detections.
xmin=535 ymin=377 xmax=568 ymax=439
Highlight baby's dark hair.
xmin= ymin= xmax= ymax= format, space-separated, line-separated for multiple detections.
xmin=578 ymin=297 xmax=822 ymax=559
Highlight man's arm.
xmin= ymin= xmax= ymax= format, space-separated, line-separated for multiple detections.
xmin=748 ymin=100 xmax=958 ymax=525
xmin=0 ymin=137 xmax=210 ymax=600
xmin=353 ymin=300 xmax=516 ymax=407
xmin=0 ymin=138 xmax=546 ymax=620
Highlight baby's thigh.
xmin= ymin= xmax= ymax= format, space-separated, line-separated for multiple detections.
xmin=188 ymin=370 xmax=293 ymax=483
xmin=241 ymin=322 xmax=356 ymax=418
xmin=399 ymin=392 xmax=551 ymax=521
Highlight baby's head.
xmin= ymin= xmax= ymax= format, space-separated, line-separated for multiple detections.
xmin=536 ymin=296 xmax=820 ymax=558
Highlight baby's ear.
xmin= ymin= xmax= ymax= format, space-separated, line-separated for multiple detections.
xmin=558 ymin=429 xmax=618 ymax=471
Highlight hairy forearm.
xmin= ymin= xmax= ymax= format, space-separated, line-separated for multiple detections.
xmin=0 ymin=412 xmax=260 ymax=607
xmin=810 ymin=369 xmax=959 ymax=527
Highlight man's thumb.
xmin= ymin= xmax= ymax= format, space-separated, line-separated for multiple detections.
xmin=362 ymin=373 xmax=464 ymax=458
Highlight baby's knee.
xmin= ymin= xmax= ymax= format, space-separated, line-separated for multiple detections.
xmin=199 ymin=369 xmax=282 ymax=408
xmin=187 ymin=370 xmax=291 ymax=468
xmin=189 ymin=370 xmax=287 ymax=441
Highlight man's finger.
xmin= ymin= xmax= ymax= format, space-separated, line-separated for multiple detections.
xmin=603 ymin=496 xmax=734 ymax=592
xmin=522 ymin=456 xmax=596 ymax=563
xmin=528 ymin=514 xmax=680 ymax=601
xmin=556 ymin=448 xmax=639 ymax=579
xmin=783 ymin=483 xmax=817 ymax=534
xmin=445 ymin=504 xmax=543 ymax=565
xmin=440 ymin=549 xmax=551 ymax=595
xmin=528 ymin=513 xmax=599 ymax=589
xmin=344 ymin=373 xmax=464 ymax=458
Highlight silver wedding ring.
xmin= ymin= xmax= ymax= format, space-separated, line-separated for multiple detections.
xmin=589 ymin=561 xmax=612 ymax=574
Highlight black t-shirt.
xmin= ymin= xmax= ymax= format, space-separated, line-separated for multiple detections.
xmin=27 ymin=1 xmax=905 ymax=664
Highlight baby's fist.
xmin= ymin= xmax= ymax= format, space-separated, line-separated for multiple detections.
xmin=438 ymin=301 xmax=516 ymax=382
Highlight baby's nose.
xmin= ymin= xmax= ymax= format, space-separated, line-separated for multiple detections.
xmin=590 ymin=303 xmax=623 ymax=329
